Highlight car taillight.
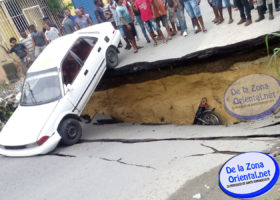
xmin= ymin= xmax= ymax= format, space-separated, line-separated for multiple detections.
xmin=37 ymin=136 xmax=49 ymax=146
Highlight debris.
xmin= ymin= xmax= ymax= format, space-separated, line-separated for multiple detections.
xmin=192 ymin=193 xmax=201 ymax=199
xmin=204 ymin=184 xmax=210 ymax=189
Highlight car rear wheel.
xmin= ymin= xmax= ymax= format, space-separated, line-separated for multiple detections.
xmin=106 ymin=46 xmax=118 ymax=69
xmin=58 ymin=118 xmax=82 ymax=146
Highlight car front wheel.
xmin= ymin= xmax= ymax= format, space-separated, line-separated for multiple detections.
xmin=58 ymin=118 xmax=82 ymax=146
xmin=106 ymin=46 xmax=118 ymax=69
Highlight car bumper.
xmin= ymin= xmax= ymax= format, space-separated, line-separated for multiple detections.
xmin=0 ymin=132 xmax=61 ymax=157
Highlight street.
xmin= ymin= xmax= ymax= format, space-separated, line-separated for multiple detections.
xmin=117 ymin=0 xmax=280 ymax=68
xmin=0 ymin=113 xmax=279 ymax=200
xmin=1 ymin=0 xmax=280 ymax=199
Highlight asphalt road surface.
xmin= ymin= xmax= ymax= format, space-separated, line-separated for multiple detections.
xmin=0 ymin=114 xmax=279 ymax=200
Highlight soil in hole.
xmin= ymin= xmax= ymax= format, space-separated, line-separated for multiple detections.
xmin=83 ymin=56 xmax=280 ymax=125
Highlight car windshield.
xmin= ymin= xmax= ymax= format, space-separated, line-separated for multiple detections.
xmin=20 ymin=68 xmax=62 ymax=106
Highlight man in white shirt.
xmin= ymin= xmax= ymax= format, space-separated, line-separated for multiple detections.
xmin=43 ymin=23 xmax=61 ymax=42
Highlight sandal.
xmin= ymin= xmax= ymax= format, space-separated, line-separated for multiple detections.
xmin=134 ymin=49 xmax=138 ymax=53
xmin=137 ymin=46 xmax=143 ymax=49
xmin=168 ymin=36 xmax=172 ymax=40
xmin=195 ymin=29 xmax=201 ymax=34
xmin=203 ymin=29 xmax=207 ymax=33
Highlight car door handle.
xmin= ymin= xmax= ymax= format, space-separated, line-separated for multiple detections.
xmin=98 ymin=47 xmax=101 ymax=52
xmin=84 ymin=70 xmax=88 ymax=75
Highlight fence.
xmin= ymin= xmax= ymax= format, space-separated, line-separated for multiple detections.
xmin=0 ymin=0 xmax=63 ymax=48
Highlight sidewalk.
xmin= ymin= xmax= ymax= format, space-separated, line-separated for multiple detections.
xmin=117 ymin=1 xmax=280 ymax=68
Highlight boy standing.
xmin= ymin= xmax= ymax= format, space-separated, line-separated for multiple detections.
xmin=29 ymin=24 xmax=47 ymax=58
xmin=19 ymin=30 xmax=35 ymax=61
xmin=44 ymin=23 xmax=61 ymax=42
xmin=1 ymin=37 xmax=31 ymax=72
xmin=116 ymin=0 xmax=142 ymax=53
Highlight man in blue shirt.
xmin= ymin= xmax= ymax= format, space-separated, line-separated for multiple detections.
xmin=1 ymin=37 xmax=31 ymax=72
xmin=116 ymin=0 xmax=142 ymax=53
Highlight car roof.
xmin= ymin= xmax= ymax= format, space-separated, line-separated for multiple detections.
xmin=28 ymin=34 xmax=76 ymax=73
xmin=28 ymin=23 xmax=113 ymax=74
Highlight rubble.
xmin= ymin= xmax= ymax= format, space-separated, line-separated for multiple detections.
xmin=0 ymin=78 xmax=23 ymax=130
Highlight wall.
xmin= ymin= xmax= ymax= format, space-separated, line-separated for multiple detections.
xmin=71 ymin=0 xmax=98 ymax=24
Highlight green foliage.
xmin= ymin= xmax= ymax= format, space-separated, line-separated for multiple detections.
xmin=46 ymin=0 xmax=74 ymax=12
xmin=265 ymin=33 xmax=280 ymax=77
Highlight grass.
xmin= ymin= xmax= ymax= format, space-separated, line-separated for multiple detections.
xmin=265 ymin=33 xmax=280 ymax=76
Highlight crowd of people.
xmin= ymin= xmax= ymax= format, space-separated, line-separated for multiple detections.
xmin=0 ymin=0 xmax=278 ymax=71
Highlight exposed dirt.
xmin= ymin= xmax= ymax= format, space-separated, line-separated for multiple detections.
xmin=83 ymin=55 xmax=280 ymax=125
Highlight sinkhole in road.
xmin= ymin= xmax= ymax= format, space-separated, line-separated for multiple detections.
xmin=83 ymin=36 xmax=280 ymax=125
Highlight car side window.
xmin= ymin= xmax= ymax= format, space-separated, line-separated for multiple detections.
xmin=71 ymin=37 xmax=98 ymax=62
xmin=61 ymin=37 xmax=98 ymax=85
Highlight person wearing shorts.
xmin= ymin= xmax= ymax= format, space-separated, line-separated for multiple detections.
xmin=216 ymin=0 xmax=233 ymax=24
xmin=29 ymin=24 xmax=47 ymax=58
xmin=166 ymin=0 xmax=188 ymax=37
xmin=207 ymin=0 xmax=220 ymax=24
xmin=183 ymin=0 xmax=207 ymax=33
xmin=152 ymin=0 xmax=172 ymax=40
xmin=135 ymin=0 xmax=166 ymax=46
xmin=116 ymin=0 xmax=142 ymax=53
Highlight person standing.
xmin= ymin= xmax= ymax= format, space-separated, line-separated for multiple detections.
xmin=255 ymin=0 xmax=274 ymax=22
xmin=116 ymin=0 xmax=142 ymax=53
xmin=19 ymin=30 xmax=35 ymax=62
xmin=74 ymin=9 xmax=93 ymax=30
xmin=0 ymin=37 xmax=31 ymax=72
xmin=60 ymin=12 xmax=76 ymax=35
xmin=80 ymin=7 xmax=92 ymax=20
xmin=109 ymin=0 xmax=131 ymax=49
xmin=208 ymin=0 xmax=220 ymax=24
xmin=42 ymin=16 xmax=59 ymax=34
xmin=95 ymin=0 xmax=107 ymax=23
xmin=183 ymin=0 xmax=207 ymax=33
xmin=135 ymin=0 xmax=166 ymax=46
xmin=65 ymin=9 xmax=77 ymax=25
xmin=29 ymin=24 xmax=47 ymax=58
xmin=43 ymin=23 xmax=61 ymax=43
xmin=131 ymin=0 xmax=151 ymax=43
xmin=275 ymin=0 xmax=280 ymax=11
xmin=235 ymin=0 xmax=252 ymax=26
xmin=152 ymin=0 xmax=172 ymax=40
xmin=216 ymin=0 xmax=233 ymax=24
xmin=174 ymin=0 xmax=188 ymax=36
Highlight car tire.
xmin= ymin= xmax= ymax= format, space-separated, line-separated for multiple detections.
xmin=58 ymin=118 xmax=82 ymax=146
xmin=106 ymin=46 xmax=118 ymax=69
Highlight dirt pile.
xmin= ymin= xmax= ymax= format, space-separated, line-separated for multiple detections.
xmin=83 ymin=57 xmax=280 ymax=125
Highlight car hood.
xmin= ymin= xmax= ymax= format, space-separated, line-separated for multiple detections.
xmin=0 ymin=101 xmax=59 ymax=146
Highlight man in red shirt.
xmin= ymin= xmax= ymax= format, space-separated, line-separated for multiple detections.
xmin=134 ymin=0 xmax=166 ymax=46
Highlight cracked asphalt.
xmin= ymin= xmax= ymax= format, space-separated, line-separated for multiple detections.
xmin=0 ymin=114 xmax=280 ymax=200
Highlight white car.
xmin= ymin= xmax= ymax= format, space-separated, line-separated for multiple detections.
xmin=0 ymin=22 xmax=121 ymax=157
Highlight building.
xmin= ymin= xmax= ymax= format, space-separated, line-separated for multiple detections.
xmin=0 ymin=0 xmax=64 ymax=82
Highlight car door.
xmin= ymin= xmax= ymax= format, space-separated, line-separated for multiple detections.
xmin=62 ymin=36 xmax=105 ymax=113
